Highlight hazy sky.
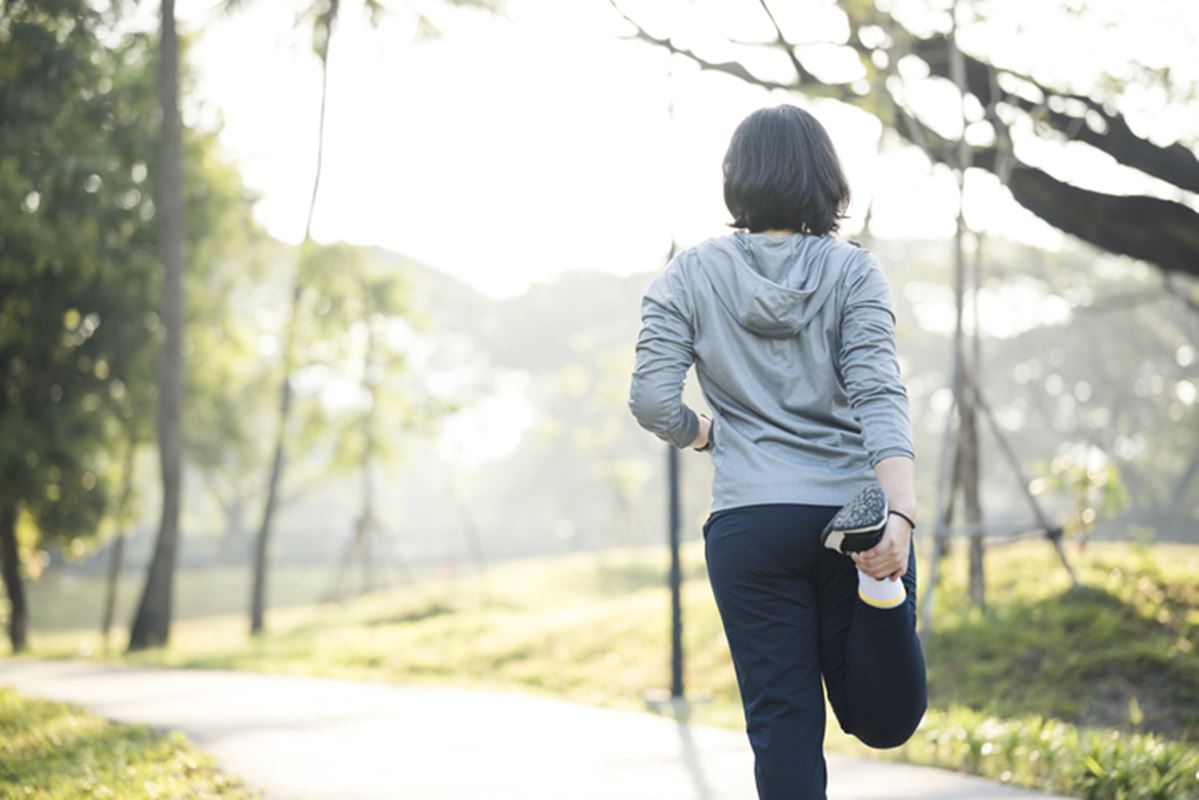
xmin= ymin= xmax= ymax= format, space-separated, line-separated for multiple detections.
xmin=118 ymin=0 xmax=1195 ymax=466
xmin=154 ymin=0 xmax=1197 ymax=299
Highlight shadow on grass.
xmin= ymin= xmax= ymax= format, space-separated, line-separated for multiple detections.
xmin=361 ymin=601 xmax=457 ymax=627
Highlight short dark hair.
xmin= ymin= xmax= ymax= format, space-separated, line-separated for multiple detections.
xmin=722 ymin=104 xmax=851 ymax=236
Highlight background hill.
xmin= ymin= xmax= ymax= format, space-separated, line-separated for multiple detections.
xmin=36 ymin=233 xmax=1198 ymax=617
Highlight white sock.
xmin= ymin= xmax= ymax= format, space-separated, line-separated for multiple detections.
xmin=857 ymin=570 xmax=905 ymax=609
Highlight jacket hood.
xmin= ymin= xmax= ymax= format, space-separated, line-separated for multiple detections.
xmin=695 ymin=231 xmax=855 ymax=338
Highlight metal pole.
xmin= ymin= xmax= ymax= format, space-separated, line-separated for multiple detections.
xmin=667 ymin=445 xmax=684 ymax=698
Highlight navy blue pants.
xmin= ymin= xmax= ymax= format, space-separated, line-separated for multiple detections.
xmin=702 ymin=503 xmax=927 ymax=799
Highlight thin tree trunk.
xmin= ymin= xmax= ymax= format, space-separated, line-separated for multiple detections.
xmin=918 ymin=389 xmax=958 ymax=636
xmin=963 ymin=231 xmax=985 ymax=607
xmin=101 ymin=533 xmax=126 ymax=647
xmin=962 ymin=396 xmax=984 ymax=608
xmin=0 ymin=504 xmax=27 ymax=653
xmin=250 ymin=21 xmax=335 ymax=635
xmin=128 ymin=0 xmax=184 ymax=651
xmin=219 ymin=493 xmax=246 ymax=561
xmin=101 ymin=438 xmax=137 ymax=647
xmin=359 ymin=324 xmax=378 ymax=594
xmin=947 ymin=3 xmax=985 ymax=610
xmin=249 ymin=296 xmax=295 ymax=634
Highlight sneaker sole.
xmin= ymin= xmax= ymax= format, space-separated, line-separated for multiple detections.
xmin=822 ymin=484 xmax=888 ymax=555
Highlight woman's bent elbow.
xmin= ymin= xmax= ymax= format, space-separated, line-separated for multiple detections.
xmin=627 ymin=392 xmax=668 ymax=434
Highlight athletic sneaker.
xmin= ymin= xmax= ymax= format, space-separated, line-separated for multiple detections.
xmin=821 ymin=482 xmax=888 ymax=555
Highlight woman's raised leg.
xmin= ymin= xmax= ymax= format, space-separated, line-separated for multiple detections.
xmin=815 ymin=542 xmax=927 ymax=749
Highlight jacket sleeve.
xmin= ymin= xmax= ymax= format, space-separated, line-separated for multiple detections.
xmin=837 ymin=252 xmax=916 ymax=466
xmin=627 ymin=257 xmax=702 ymax=449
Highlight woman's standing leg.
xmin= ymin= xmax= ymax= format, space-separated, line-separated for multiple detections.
xmin=703 ymin=504 xmax=832 ymax=800
xmin=816 ymin=541 xmax=927 ymax=748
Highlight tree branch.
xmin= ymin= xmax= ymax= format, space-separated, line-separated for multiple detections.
xmin=608 ymin=2 xmax=1199 ymax=280
xmin=909 ymin=34 xmax=1199 ymax=194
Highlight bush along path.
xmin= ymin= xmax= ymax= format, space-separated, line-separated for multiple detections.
xmin=0 ymin=684 xmax=261 ymax=799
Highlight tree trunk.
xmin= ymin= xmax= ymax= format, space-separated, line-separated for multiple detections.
xmin=100 ymin=439 xmax=137 ymax=647
xmin=250 ymin=19 xmax=335 ymax=635
xmin=249 ymin=286 xmax=297 ymax=635
xmin=943 ymin=7 xmax=984 ymax=610
xmin=218 ymin=492 xmax=246 ymax=561
xmin=359 ymin=326 xmax=378 ymax=594
xmin=0 ymin=504 xmax=27 ymax=653
xmin=962 ymin=396 xmax=985 ymax=609
xmin=128 ymin=0 xmax=184 ymax=652
xmin=966 ymin=225 xmax=986 ymax=611
xmin=101 ymin=532 xmax=126 ymax=647
xmin=918 ymin=379 xmax=958 ymax=637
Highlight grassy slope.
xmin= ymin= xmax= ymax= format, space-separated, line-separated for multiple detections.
xmin=0 ymin=687 xmax=261 ymax=799
xmin=923 ymin=541 xmax=1199 ymax=739
xmin=10 ymin=539 xmax=1199 ymax=796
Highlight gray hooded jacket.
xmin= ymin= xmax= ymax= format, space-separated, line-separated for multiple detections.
xmin=627 ymin=230 xmax=915 ymax=513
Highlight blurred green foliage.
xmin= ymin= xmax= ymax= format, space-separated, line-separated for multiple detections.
xmin=882 ymin=706 xmax=1198 ymax=799
xmin=0 ymin=1 xmax=262 ymax=564
xmin=1 ymin=1 xmax=159 ymax=552
xmin=1033 ymin=453 xmax=1130 ymax=545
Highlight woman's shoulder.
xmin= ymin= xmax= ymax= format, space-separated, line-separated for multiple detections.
xmin=835 ymin=237 xmax=884 ymax=274
xmin=670 ymin=231 xmax=877 ymax=277
xmin=656 ymin=235 xmax=736 ymax=284
xmin=676 ymin=233 xmax=736 ymax=262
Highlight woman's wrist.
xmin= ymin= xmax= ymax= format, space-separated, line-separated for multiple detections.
xmin=692 ymin=413 xmax=714 ymax=451
xmin=873 ymin=455 xmax=917 ymax=522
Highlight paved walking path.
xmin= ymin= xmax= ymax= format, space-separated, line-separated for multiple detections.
xmin=1 ymin=658 xmax=1068 ymax=799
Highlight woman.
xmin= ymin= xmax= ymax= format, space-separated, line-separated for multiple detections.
xmin=627 ymin=103 xmax=927 ymax=799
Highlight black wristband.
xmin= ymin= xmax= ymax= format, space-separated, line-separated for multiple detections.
xmin=693 ymin=413 xmax=714 ymax=452
xmin=888 ymin=509 xmax=916 ymax=532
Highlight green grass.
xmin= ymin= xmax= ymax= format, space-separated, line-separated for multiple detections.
xmin=923 ymin=542 xmax=1199 ymax=739
xmin=9 ymin=538 xmax=1199 ymax=798
xmin=0 ymin=686 xmax=261 ymax=799
xmin=27 ymin=564 xmax=423 ymax=631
